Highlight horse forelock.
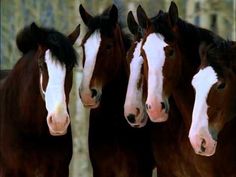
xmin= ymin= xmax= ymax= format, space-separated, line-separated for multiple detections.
xmin=16 ymin=25 xmax=77 ymax=69
xmin=204 ymin=40 xmax=236 ymax=78
xmin=43 ymin=29 xmax=77 ymax=68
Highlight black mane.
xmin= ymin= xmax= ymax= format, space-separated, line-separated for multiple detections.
xmin=151 ymin=10 xmax=175 ymax=42
xmin=206 ymin=40 xmax=236 ymax=77
xmin=85 ymin=6 xmax=131 ymax=52
xmin=16 ymin=25 xmax=77 ymax=68
xmin=152 ymin=10 xmax=223 ymax=45
xmin=86 ymin=6 xmax=116 ymax=36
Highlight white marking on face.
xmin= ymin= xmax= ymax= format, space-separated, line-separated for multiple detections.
xmin=189 ymin=66 xmax=218 ymax=156
xmin=79 ymin=31 xmax=101 ymax=106
xmin=39 ymin=73 xmax=45 ymax=98
xmin=44 ymin=50 xmax=69 ymax=135
xmin=125 ymin=40 xmax=146 ymax=127
xmin=142 ymin=33 xmax=168 ymax=121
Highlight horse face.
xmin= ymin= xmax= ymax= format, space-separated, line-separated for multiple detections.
xmin=79 ymin=31 xmax=102 ymax=108
xmin=189 ymin=42 xmax=236 ymax=156
xmin=141 ymin=32 xmax=168 ymax=122
xmin=137 ymin=5 xmax=169 ymax=122
xmin=138 ymin=2 xmax=180 ymax=122
xmin=190 ymin=66 xmax=218 ymax=156
xmin=79 ymin=5 xmax=125 ymax=108
xmin=39 ymin=50 xmax=70 ymax=136
xmin=124 ymin=11 xmax=148 ymax=128
xmin=31 ymin=23 xmax=79 ymax=136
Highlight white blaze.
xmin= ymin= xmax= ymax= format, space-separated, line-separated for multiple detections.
xmin=142 ymin=33 xmax=167 ymax=107
xmin=80 ymin=31 xmax=101 ymax=92
xmin=44 ymin=50 xmax=67 ymax=116
xmin=125 ymin=40 xmax=144 ymax=118
xmin=189 ymin=66 xmax=218 ymax=155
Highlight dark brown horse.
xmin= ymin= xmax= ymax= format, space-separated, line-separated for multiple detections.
xmin=125 ymin=5 xmax=203 ymax=177
xmin=136 ymin=2 xmax=236 ymax=177
xmin=191 ymin=40 xmax=236 ymax=175
xmin=79 ymin=5 xmax=154 ymax=177
xmin=0 ymin=23 xmax=80 ymax=177
xmin=124 ymin=10 xmax=148 ymax=128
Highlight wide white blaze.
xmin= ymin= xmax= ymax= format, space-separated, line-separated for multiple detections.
xmin=80 ymin=31 xmax=101 ymax=92
xmin=125 ymin=40 xmax=144 ymax=119
xmin=190 ymin=66 xmax=218 ymax=138
xmin=142 ymin=33 xmax=167 ymax=106
xmin=44 ymin=50 xmax=67 ymax=116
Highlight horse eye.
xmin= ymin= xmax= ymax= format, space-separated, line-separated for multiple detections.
xmin=217 ymin=82 xmax=226 ymax=90
xmin=164 ymin=46 xmax=174 ymax=58
xmin=106 ymin=43 xmax=113 ymax=50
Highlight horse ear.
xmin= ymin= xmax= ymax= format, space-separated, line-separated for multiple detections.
xmin=79 ymin=4 xmax=93 ymax=27
xmin=199 ymin=42 xmax=208 ymax=61
xmin=168 ymin=1 xmax=179 ymax=27
xmin=127 ymin=11 xmax=139 ymax=35
xmin=68 ymin=24 xmax=80 ymax=45
xmin=30 ymin=22 xmax=45 ymax=44
xmin=137 ymin=5 xmax=150 ymax=30
xmin=109 ymin=4 xmax=118 ymax=24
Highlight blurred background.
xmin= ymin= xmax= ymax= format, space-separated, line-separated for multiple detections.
xmin=1 ymin=0 xmax=235 ymax=177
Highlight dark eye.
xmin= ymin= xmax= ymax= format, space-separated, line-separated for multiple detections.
xmin=106 ymin=43 xmax=113 ymax=50
xmin=164 ymin=46 xmax=174 ymax=58
xmin=217 ymin=82 xmax=226 ymax=90
xmin=38 ymin=56 xmax=46 ymax=70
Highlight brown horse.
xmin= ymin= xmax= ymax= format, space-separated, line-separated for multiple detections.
xmin=124 ymin=10 xmax=148 ymax=128
xmin=79 ymin=5 xmax=154 ymax=177
xmin=125 ymin=5 xmax=204 ymax=177
xmin=190 ymin=41 xmax=236 ymax=175
xmin=136 ymin=2 xmax=236 ymax=177
xmin=0 ymin=22 xmax=80 ymax=177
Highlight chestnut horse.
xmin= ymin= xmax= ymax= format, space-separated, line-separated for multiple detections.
xmin=0 ymin=23 xmax=80 ymax=177
xmin=125 ymin=5 xmax=204 ymax=177
xmin=124 ymin=10 xmax=148 ymax=128
xmin=79 ymin=5 xmax=154 ymax=177
xmin=138 ymin=1 xmax=236 ymax=176
xmin=191 ymin=41 xmax=236 ymax=175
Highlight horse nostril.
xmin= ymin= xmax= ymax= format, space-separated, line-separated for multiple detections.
xmin=200 ymin=138 xmax=206 ymax=153
xmin=127 ymin=114 xmax=136 ymax=124
xmin=65 ymin=116 xmax=70 ymax=126
xmin=136 ymin=108 xmax=140 ymax=117
xmin=161 ymin=102 xmax=165 ymax=110
xmin=145 ymin=104 xmax=150 ymax=110
xmin=48 ymin=116 xmax=53 ymax=124
xmin=91 ymin=89 xmax=97 ymax=98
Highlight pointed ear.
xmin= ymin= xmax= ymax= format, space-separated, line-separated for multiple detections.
xmin=30 ymin=22 xmax=46 ymax=44
xmin=127 ymin=11 xmax=139 ymax=35
xmin=68 ymin=24 xmax=80 ymax=45
xmin=109 ymin=4 xmax=118 ymax=24
xmin=199 ymin=42 xmax=208 ymax=60
xmin=168 ymin=1 xmax=179 ymax=27
xmin=137 ymin=5 xmax=150 ymax=30
xmin=79 ymin=4 xmax=93 ymax=26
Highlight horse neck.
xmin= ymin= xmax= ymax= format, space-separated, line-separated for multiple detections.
xmin=172 ymin=21 xmax=218 ymax=129
xmin=102 ymin=58 xmax=129 ymax=108
xmin=2 ymin=50 xmax=46 ymax=131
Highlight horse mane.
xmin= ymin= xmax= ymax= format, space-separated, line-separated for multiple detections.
xmin=151 ymin=11 xmax=175 ymax=42
xmin=16 ymin=24 xmax=77 ymax=68
xmin=205 ymin=40 xmax=236 ymax=76
xmin=16 ymin=26 xmax=38 ymax=54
